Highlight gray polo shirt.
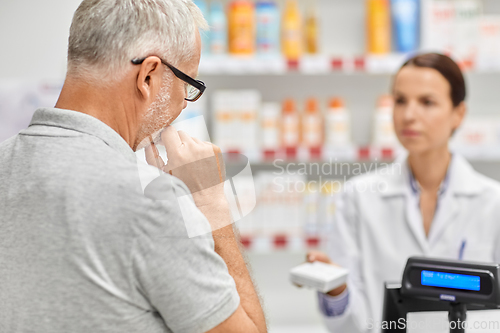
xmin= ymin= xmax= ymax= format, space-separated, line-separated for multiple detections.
xmin=0 ymin=108 xmax=240 ymax=333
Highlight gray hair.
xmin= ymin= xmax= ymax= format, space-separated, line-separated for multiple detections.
xmin=67 ymin=0 xmax=208 ymax=81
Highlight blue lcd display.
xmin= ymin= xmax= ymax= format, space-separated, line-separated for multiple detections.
xmin=421 ymin=270 xmax=480 ymax=291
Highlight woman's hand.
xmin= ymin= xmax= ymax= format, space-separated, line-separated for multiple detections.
xmin=306 ymin=250 xmax=348 ymax=297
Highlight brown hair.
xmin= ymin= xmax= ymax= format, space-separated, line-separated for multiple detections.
xmin=400 ymin=53 xmax=466 ymax=107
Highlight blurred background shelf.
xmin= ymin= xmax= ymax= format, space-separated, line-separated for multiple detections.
xmin=201 ymin=53 xmax=500 ymax=76
xmin=223 ymin=146 xmax=500 ymax=166
xmin=239 ymin=234 xmax=322 ymax=253
xmin=200 ymin=53 xmax=408 ymax=75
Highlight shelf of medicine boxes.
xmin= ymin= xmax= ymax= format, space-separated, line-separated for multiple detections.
xmin=199 ymin=53 xmax=489 ymax=76
xmin=222 ymin=145 xmax=500 ymax=166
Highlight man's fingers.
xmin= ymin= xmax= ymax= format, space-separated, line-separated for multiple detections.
xmin=177 ymin=130 xmax=195 ymax=146
xmin=145 ymin=145 xmax=156 ymax=165
xmin=161 ymin=126 xmax=182 ymax=156
xmin=145 ymin=144 xmax=165 ymax=169
xmin=191 ymin=136 xmax=203 ymax=144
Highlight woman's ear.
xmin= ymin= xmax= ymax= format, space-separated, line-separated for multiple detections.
xmin=452 ymin=101 xmax=466 ymax=132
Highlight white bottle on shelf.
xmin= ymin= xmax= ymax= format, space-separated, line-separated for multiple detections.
xmin=477 ymin=16 xmax=500 ymax=71
xmin=236 ymin=90 xmax=261 ymax=152
xmin=212 ymin=90 xmax=235 ymax=152
xmin=320 ymin=180 xmax=341 ymax=236
xmin=453 ymin=0 xmax=481 ymax=67
xmin=282 ymin=175 xmax=305 ymax=238
xmin=421 ymin=0 xmax=455 ymax=55
xmin=325 ymin=97 xmax=351 ymax=148
xmin=281 ymin=98 xmax=301 ymax=158
xmin=372 ymin=95 xmax=399 ymax=148
xmin=260 ymin=102 xmax=281 ymax=152
xmin=303 ymin=181 xmax=320 ymax=237
xmin=302 ymin=98 xmax=323 ymax=149
xmin=213 ymin=90 xmax=261 ymax=153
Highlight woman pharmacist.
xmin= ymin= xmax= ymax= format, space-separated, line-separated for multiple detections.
xmin=308 ymin=53 xmax=500 ymax=333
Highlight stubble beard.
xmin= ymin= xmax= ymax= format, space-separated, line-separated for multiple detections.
xmin=134 ymin=73 xmax=175 ymax=151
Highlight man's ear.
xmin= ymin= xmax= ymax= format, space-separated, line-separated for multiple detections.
xmin=136 ymin=57 xmax=163 ymax=102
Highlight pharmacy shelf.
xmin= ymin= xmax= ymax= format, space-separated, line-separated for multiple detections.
xmin=222 ymin=145 xmax=500 ymax=166
xmin=199 ymin=54 xmax=500 ymax=76
xmin=200 ymin=54 xmax=407 ymax=76
xmin=223 ymin=146 xmax=399 ymax=165
xmin=239 ymin=235 xmax=323 ymax=254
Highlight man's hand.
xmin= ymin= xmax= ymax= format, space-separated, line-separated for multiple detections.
xmin=307 ymin=251 xmax=348 ymax=297
xmin=145 ymin=127 xmax=226 ymax=205
xmin=145 ymin=126 xmax=231 ymax=233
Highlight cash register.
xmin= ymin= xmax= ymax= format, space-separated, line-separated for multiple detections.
xmin=382 ymin=257 xmax=500 ymax=333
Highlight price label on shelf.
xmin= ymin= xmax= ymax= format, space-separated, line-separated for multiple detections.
xmin=299 ymin=55 xmax=331 ymax=74
xmin=365 ymin=54 xmax=408 ymax=74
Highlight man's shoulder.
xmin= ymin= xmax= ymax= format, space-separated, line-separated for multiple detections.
xmin=2 ymin=129 xmax=202 ymax=241
xmin=0 ymin=134 xmax=15 ymax=146
xmin=135 ymin=171 xmax=205 ymax=240
xmin=0 ymin=134 xmax=19 ymax=155
xmin=61 ymin=136 xmax=198 ymax=239
xmin=70 ymin=163 xmax=199 ymax=242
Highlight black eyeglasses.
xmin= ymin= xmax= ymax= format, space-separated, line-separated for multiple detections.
xmin=131 ymin=56 xmax=206 ymax=102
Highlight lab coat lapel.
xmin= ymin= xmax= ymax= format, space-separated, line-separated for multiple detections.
xmin=427 ymin=190 xmax=459 ymax=249
xmin=427 ymin=155 xmax=482 ymax=248
xmin=382 ymin=155 xmax=429 ymax=253
xmin=404 ymin=185 xmax=430 ymax=254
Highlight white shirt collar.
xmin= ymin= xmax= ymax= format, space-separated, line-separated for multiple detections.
xmin=381 ymin=152 xmax=484 ymax=197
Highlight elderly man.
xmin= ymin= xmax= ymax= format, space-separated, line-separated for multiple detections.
xmin=0 ymin=1 xmax=266 ymax=333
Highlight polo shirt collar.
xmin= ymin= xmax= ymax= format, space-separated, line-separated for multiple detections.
xmin=29 ymin=107 xmax=137 ymax=163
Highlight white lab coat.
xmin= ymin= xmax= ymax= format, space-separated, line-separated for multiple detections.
xmin=323 ymin=153 xmax=500 ymax=333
